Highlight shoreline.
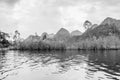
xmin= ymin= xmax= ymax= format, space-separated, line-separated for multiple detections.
xmin=1 ymin=47 xmax=120 ymax=51
xmin=0 ymin=48 xmax=10 ymax=51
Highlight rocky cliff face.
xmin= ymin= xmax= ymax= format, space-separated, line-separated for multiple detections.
xmin=54 ymin=28 xmax=70 ymax=41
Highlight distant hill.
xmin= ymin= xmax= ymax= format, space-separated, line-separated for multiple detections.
xmin=81 ymin=17 xmax=120 ymax=39
xmin=101 ymin=17 xmax=120 ymax=28
xmin=24 ymin=35 xmax=41 ymax=42
xmin=47 ymin=33 xmax=54 ymax=39
xmin=71 ymin=30 xmax=82 ymax=36
xmin=54 ymin=28 xmax=70 ymax=41
xmin=68 ymin=17 xmax=120 ymax=42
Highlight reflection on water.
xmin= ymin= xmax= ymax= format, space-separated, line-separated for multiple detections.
xmin=0 ymin=50 xmax=120 ymax=80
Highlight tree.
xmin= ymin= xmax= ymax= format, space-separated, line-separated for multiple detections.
xmin=83 ymin=20 xmax=92 ymax=30
xmin=41 ymin=32 xmax=48 ymax=40
xmin=0 ymin=31 xmax=10 ymax=47
xmin=13 ymin=30 xmax=20 ymax=41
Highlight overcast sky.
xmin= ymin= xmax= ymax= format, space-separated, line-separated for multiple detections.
xmin=0 ymin=0 xmax=120 ymax=38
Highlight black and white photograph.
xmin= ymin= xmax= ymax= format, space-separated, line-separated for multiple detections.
xmin=0 ymin=0 xmax=120 ymax=80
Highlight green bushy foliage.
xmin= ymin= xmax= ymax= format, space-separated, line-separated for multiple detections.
xmin=67 ymin=35 xmax=120 ymax=50
xmin=14 ymin=40 xmax=66 ymax=50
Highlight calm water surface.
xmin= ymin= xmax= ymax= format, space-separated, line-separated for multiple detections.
xmin=0 ymin=50 xmax=120 ymax=80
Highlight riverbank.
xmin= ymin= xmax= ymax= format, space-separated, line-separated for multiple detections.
xmin=9 ymin=35 xmax=120 ymax=50
xmin=1 ymin=35 xmax=120 ymax=51
xmin=0 ymin=47 xmax=10 ymax=51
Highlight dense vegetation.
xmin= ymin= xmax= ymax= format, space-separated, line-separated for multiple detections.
xmin=2 ymin=17 xmax=120 ymax=50
xmin=14 ymin=40 xmax=66 ymax=50
xmin=0 ymin=31 xmax=10 ymax=48
xmin=81 ymin=24 xmax=120 ymax=39
xmin=67 ymin=35 xmax=120 ymax=50
xmin=13 ymin=35 xmax=120 ymax=50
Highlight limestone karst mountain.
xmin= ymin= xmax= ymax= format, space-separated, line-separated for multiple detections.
xmin=54 ymin=28 xmax=70 ymax=41
xmin=24 ymin=35 xmax=41 ymax=42
xmin=71 ymin=30 xmax=82 ymax=36
xmin=101 ymin=17 xmax=120 ymax=25
xmin=100 ymin=17 xmax=120 ymax=30
xmin=68 ymin=17 xmax=120 ymax=43
xmin=81 ymin=17 xmax=120 ymax=39
xmin=47 ymin=33 xmax=55 ymax=39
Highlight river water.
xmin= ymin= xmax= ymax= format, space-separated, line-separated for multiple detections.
xmin=0 ymin=50 xmax=120 ymax=80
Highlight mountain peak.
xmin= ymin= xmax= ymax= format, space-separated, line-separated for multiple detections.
xmin=59 ymin=28 xmax=68 ymax=32
xmin=25 ymin=35 xmax=40 ymax=42
xmin=55 ymin=28 xmax=70 ymax=41
xmin=101 ymin=17 xmax=117 ymax=25
xmin=57 ymin=28 xmax=70 ymax=34
xmin=105 ymin=17 xmax=114 ymax=20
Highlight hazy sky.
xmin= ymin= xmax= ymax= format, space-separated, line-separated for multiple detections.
xmin=0 ymin=0 xmax=120 ymax=38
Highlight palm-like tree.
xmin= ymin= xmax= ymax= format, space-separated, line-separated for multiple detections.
xmin=13 ymin=30 xmax=20 ymax=41
xmin=83 ymin=20 xmax=92 ymax=30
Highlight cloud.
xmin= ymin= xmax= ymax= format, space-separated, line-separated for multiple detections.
xmin=0 ymin=0 xmax=19 ymax=34
xmin=11 ymin=0 xmax=63 ymax=37
xmin=0 ymin=0 xmax=20 ymax=6
xmin=0 ymin=0 xmax=120 ymax=38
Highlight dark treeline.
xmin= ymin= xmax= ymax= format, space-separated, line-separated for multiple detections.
xmin=13 ymin=35 xmax=120 ymax=50
xmin=14 ymin=40 xmax=66 ymax=50
xmin=0 ymin=31 xmax=10 ymax=48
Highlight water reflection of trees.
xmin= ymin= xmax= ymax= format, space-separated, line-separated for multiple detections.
xmin=88 ymin=50 xmax=120 ymax=71
xmin=86 ymin=50 xmax=120 ymax=79
xmin=17 ymin=50 xmax=120 ymax=75
xmin=1 ymin=50 xmax=120 ymax=80
xmin=20 ymin=50 xmax=88 ymax=73
xmin=0 ymin=50 xmax=9 ymax=70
